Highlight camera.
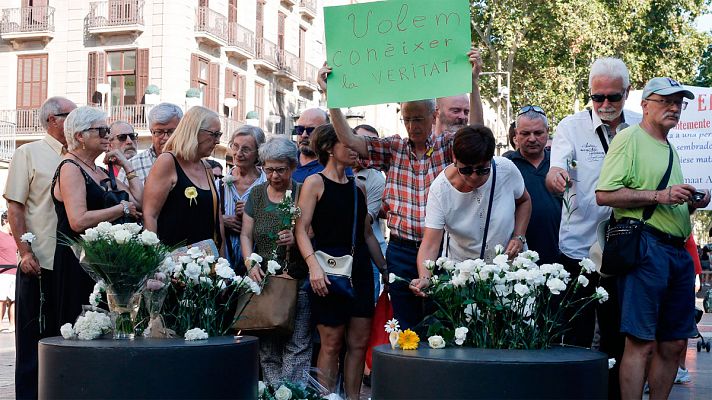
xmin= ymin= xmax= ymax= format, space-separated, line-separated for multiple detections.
xmin=692 ymin=190 xmax=706 ymax=202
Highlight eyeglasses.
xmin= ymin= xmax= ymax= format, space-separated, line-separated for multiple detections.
xmin=400 ymin=117 xmax=427 ymax=124
xmin=590 ymin=93 xmax=624 ymax=103
xmin=517 ymin=105 xmax=546 ymax=117
xmin=113 ymin=133 xmax=138 ymax=142
xmin=646 ymin=98 xmax=688 ymax=110
xmin=151 ymin=129 xmax=175 ymax=137
xmin=214 ymin=174 xmax=224 ymax=179
xmin=229 ymin=144 xmax=255 ymax=154
xmin=82 ymin=126 xmax=110 ymax=138
xmin=264 ymin=167 xmax=289 ymax=175
xmin=49 ymin=112 xmax=70 ymax=121
xmin=457 ymin=163 xmax=491 ymax=177
xmin=293 ymin=125 xmax=316 ymax=136
xmin=200 ymin=128 xmax=223 ymax=139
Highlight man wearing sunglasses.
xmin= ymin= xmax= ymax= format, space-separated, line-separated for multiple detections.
xmin=596 ymin=77 xmax=709 ymax=399
xmin=291 ymin=108 xmax=328 ymax=183
xmin=107 ymin=121 xmax=138 ymax=176
xmin=118 ymin=102 xmax=183 ymax=184
xmin=4 ymin=96 xmax=76 ymax=399
xmin=505 ymin=106 xmax=561 ymax=264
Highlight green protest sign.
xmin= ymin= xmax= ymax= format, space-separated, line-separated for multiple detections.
xmin=324 ymin=0 xmax=471 ymax=108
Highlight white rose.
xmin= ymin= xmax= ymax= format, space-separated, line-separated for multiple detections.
xmin=267 ymin=260 xmax=282 ymax=275
xmin=112 ymin=229 xmax=132 ymax=244
xmin=80 ymin=228 xmax=99 ymax=242
xmin=60 ymin=323 xmax=75 ymax=339
xmin=274 ymin=385 xmax=292 ymax=400
xmin=428 ymin=335 xmax=445 ymax=349
xmin=577 ymin=275 xmax=590 ymax=287
xmin=546 ymin=277 xmax=566 ymax=295
xmin=454 ymin=327 xmax=468 ymax=346
xmin=96 ymin=221 xmax=112 ymax=234
xmin=596 ymin=287 xmax=609 ymax=303
xmin=139 ymin=230 xmax=160 ymax=245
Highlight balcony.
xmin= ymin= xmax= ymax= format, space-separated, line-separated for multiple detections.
xmin=280 ymin=0 xmax=298 ymax=9
xmin=297 ymin=62 xmax=319 ymax=92
xmin=299 ymin=0 xmax=317 ymax=22
xmin=275 ymin=49 xmax=300 ymax=83
xmin=87 ymin=1 xmax=145 ymax=42
xmin=225 ymin=23 xmax=255 ymax=60
xmin=0 ymin=109 xmax=43 ymax=139
xmin=218 ymin=115 xmax=245 ymax=147
xmin=0 ymin=7 xmax=55 ymax=49
xmin=253 ymin=38 xmax=279 ymax=72
xmin=195 ymin=6 xmax=228 ymax=48
xmin=0 ymin=120 xmax=16 ymax=163
xmin=106 ymin=104 xmax=150 ymax=131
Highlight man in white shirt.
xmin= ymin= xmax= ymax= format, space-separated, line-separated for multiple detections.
xmin=546 ymin=57 xmax=641 ymax=399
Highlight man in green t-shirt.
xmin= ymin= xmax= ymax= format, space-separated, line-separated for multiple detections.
xmin=596 ymin=77 xmax=710 ymax=399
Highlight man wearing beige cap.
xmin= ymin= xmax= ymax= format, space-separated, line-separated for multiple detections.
xmin=596 ymin=77 xmax=710 ymax=399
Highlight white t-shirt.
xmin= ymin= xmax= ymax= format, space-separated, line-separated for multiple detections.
xmin=550 ymin=109 xmax=642 ymax=259
xmin=425 ymin=157 xmax=525 ymax=262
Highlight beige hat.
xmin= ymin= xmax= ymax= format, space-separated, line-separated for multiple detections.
xmin=588 ymin=219 xmax=611 ymax=278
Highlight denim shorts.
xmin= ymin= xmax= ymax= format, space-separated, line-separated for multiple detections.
xmin=618 ymin=231 xmax=697 ymax=341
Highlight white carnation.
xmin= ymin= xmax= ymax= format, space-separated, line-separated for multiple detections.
xmin=577 ymin=275 xmax=590 ymax=287
xmin=20 ymin=232 xmax=36 ymax=244
xmin=579 ymin=258 xmax=597 ymax=274
xmin=96 ymin=221 xmax=113 ymax=234
xmin=494 ymin=244 xmax=505 ymax=255
xmin=187 ymin=246 xmax=204 ymax=259
xmin=122 ymin=223 xmax=143 ymax=234
xmin=215 ymin=263 xmax=236 ymax=279
xmin=248 ymin=253 xmax=263 ymax=264
xmin=184 ymin=327 xmax=209 ymax=340
xmin=454 ymin=327 xmax=468 ymax=346
xmin=184 ymin=262 xmax=202 ymax=282
xmin=546 ymin=277 xmax=566 ymax=295
xmin=596 ymin=287 xmax=609 ymax=303
xmin=139 ymin=230 xmax=160 ymax=245
xmin=514 ymin=283 xmax=530 ymax=297
xmin=204 ymin=255 xmax=216 ymax=264
xmin=60 ymin=323 xmax=75 ymax=339
xmin=267 ymin=260 xmax=282 ymax=275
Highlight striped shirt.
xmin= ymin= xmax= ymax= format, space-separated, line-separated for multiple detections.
xmin=364 ymin=132 xmax=454 ymax=241
xmin=118 ymin=146 xmax=158 ymax=184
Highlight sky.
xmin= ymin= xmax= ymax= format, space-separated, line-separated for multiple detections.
xmin=697 ymin=12 xmax=712 ymax=33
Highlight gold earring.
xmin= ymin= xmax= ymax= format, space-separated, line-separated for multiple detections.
xmin=82 ymin=142 xmax=85 ymax=150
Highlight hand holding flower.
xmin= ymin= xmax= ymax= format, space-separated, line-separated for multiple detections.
xmin=275 ymin=229 xmax=294 ymax=246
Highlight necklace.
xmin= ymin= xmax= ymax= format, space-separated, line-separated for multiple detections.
xmin=68 ymin=151 xmax=97 ymax=172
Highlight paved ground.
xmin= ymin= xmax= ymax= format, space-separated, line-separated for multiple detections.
xmin=0 ymin=303 xmax=709 ymax=400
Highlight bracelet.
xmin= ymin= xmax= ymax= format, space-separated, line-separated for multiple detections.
xmin=126 ymin=171 xmax=138 ymax=181
xmin=304 ymin=252 xmax=315 ymax=261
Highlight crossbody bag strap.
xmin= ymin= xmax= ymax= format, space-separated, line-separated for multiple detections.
xmin=107 ymin=162 xmax=119 ymax=190
xmin=202 ymin=161 xmax=222 ymax=248
xmin=589 ymin=109 xmax=609 ymax=154
xmin=351 ymin=178 xmax=358 ymax=256
xmin=480 ymin=158 xmax=497 ymax=259
xmin=641 ymin=141 xmax=674 ymax=221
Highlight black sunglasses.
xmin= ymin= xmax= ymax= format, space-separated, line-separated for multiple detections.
xmin=457 ymin=164 xmax=491 ymax=177
xmin=590 ymin=93 xmax=624 ymax=103
xmin=517 ymin=105 xmax=546 ymax=117
xmin=49 ymin=112 xmax=70 ymax=121
xmin=114 ymin=133 xmax=138 ymax=142
xmin=293 ymin=125 xmax=316 ymax=136
xmin=82 ymin=126 xmax=110 ymax=138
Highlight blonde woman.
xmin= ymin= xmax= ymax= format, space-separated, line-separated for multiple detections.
xmin=143 ymin=106 xmax=224 ymax=250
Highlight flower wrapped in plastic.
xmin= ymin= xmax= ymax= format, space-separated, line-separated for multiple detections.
xmin=60 ymin=308 xmax=112 ymax=340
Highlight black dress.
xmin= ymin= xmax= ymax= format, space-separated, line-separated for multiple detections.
xmin=157 ymin=153 xmax=221 ymax=248
xmin=310 ymin=173 xmax=374 ymax=326
xmin=51 ymin=159 xmax=108 ymax=329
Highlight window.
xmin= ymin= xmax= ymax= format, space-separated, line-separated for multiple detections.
xmin=16 ymin=54 xmax=48 ymax=110
xmin=225 ymin=69 xmax=245 ymax=120
xmin=190 ymin=54 xmax=219 ymax=111
xmin=107 ymin=49 xmax=137 ymax=107
xmin=254 ymin=82 xmax=265 ymax=129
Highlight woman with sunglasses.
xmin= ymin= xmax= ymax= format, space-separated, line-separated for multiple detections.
xmin=51 ymin=106 xmax=143 ymax=328
xmin=143 ymin=106 xmax=224 ymax=252
xmin=410 ymin=125 xmax=531 ymax=297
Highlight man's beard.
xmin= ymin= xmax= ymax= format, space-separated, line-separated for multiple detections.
xmin=300 ymin=142 xmax=315 ymax=156
xmin=596 ymin=106 xmax=623 ymax=122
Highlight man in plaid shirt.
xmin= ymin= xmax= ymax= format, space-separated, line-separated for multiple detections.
xmin=317 ymin=49 xmax=483 ymax=329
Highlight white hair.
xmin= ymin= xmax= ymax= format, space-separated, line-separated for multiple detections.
xmin=148 ymin=102 xmax=183 ymax=127
xmin=229 ymin=125 xmax=266 ymax=148
xmin=64 ymin=106 xmax=106 ymax=150
xmin=259 ymin=136 xmax=298 ymax=167
xmin=402 ymin=99 xmax=436 ymax=113
xmin=39 ymin=97 xmax=67 ymax=129
xmin=516 ymin=110 xmax=549 ymax=129
xmin=589 ymin=57 xmax=630 ymax=90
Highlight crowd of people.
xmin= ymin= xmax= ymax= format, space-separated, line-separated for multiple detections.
xmin=1 ymin=47 xmax=710 ymax=400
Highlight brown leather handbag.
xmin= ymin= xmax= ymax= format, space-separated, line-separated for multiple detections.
xmin=234 ymin=273 xmax=298 ymax=336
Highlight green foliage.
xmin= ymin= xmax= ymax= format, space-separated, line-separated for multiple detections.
xmin=471 ymin=0 xmax=711 ymax=126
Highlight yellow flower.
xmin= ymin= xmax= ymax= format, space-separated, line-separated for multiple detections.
xmin=397 ymin=329 xmax=420 ymax=350
xmin=184 ymin=186 xmax=198 ymax=206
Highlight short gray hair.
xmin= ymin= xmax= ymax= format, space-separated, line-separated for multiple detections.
xmin=516 ymin=110 xmax=549 ymax=129
xmin=148 ymin=102 xmax=183 ymax=126
xmin=228 ymin=125 xmax=266 ymax=149
xmin=589 ymin=57 xmax=630 ymax=90
xmin=259 ymin=136 xmax=298 ymax=166
xmin=39 ymin=97 xmax=68 ymax=129
xmin=402 ymin=99 xmax=436 ymax=114
xmin=64 ymin=106 xmax=107 ymax=150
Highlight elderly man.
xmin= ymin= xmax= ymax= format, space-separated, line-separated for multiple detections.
xmin=292 ymin=108 xmax=329 ymax=183
xmin=107 ymin=120 xmax=138 ymax=176
xmin=434 ymin=94 xmax=469 ymax=136
xmin=505 ymin=106 xmax=561 ymax=263
xmin=317 ymin=48 xmax=483 ymax=330
xmin=119 ymin=102 xmax=183 ymax=183
xmin=596 ymin=77 xmax=709 ymax=399
xmin=4 ymin=96 xmax=76 ymax=399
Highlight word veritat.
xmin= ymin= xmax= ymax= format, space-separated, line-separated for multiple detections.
xmin=332 ymin=4 xmax=462 ymax=88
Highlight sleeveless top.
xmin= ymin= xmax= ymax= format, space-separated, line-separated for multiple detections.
xmin=244 ymin=180 xmax=307 ymax=279
xmin=157 ymin=153 xmax=221 ymax=248
xmin=311 ymin=174 xmax=367 ymax=253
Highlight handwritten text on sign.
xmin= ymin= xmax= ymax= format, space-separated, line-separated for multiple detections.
xmin=324 ymin=0 xmax=472 ymax=108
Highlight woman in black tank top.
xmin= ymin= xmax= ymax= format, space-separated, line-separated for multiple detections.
xmin=143 ymin=106 xmax=224 ymax=251
xmin=295 ymin=124 xmax=386 ymax=400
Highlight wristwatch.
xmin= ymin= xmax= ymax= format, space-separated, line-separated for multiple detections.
xmin=122 ymin=201 xmax=130 ymax=216
xmin=512 ymin=235 xmax=526 ymax=245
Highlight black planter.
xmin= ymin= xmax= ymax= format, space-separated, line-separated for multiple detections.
xmin=39 ymin=336 xmax=259 ymax=399
xmin=372 ymin=344 xmax=607 ymax=399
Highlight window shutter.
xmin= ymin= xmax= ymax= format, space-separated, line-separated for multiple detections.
xmin=136 ymin=48 xmax=149 ymax=104
xmin=190 ymin=54 xmax=199 ymax=89
xmin=208 ymin=61 xmax=219 ymax=111
xmin=87 ymin=51 xmax=97 ymax=105
xmin=238 ymin=75 xmax=246 ymax=121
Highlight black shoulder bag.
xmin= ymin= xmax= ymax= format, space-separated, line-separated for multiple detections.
xmin=599 ymin=143 xmax=673 ymax=276
xmin=100 ymin=163 xmax=134 ymax=225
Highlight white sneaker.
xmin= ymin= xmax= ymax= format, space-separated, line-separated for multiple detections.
xmin=674 ymin=367 xmax=691 ymax=384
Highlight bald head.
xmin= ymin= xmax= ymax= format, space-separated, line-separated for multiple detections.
xmin=435 ymin=94 xmax=469 ymax=135
xmin=295 ymin=108 xmax=328 ymax=157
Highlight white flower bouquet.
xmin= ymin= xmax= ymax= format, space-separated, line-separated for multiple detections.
xmin=416 ymin=250 xmax=607 ymax=349
xmin=61 ymin=222 xmax=171 ymax=338
xmin=60 ymin=310 xmax=112 ymax=340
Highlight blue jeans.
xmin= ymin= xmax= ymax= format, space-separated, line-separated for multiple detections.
xmin=386 ymin=241 xmax=426 ymax=330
